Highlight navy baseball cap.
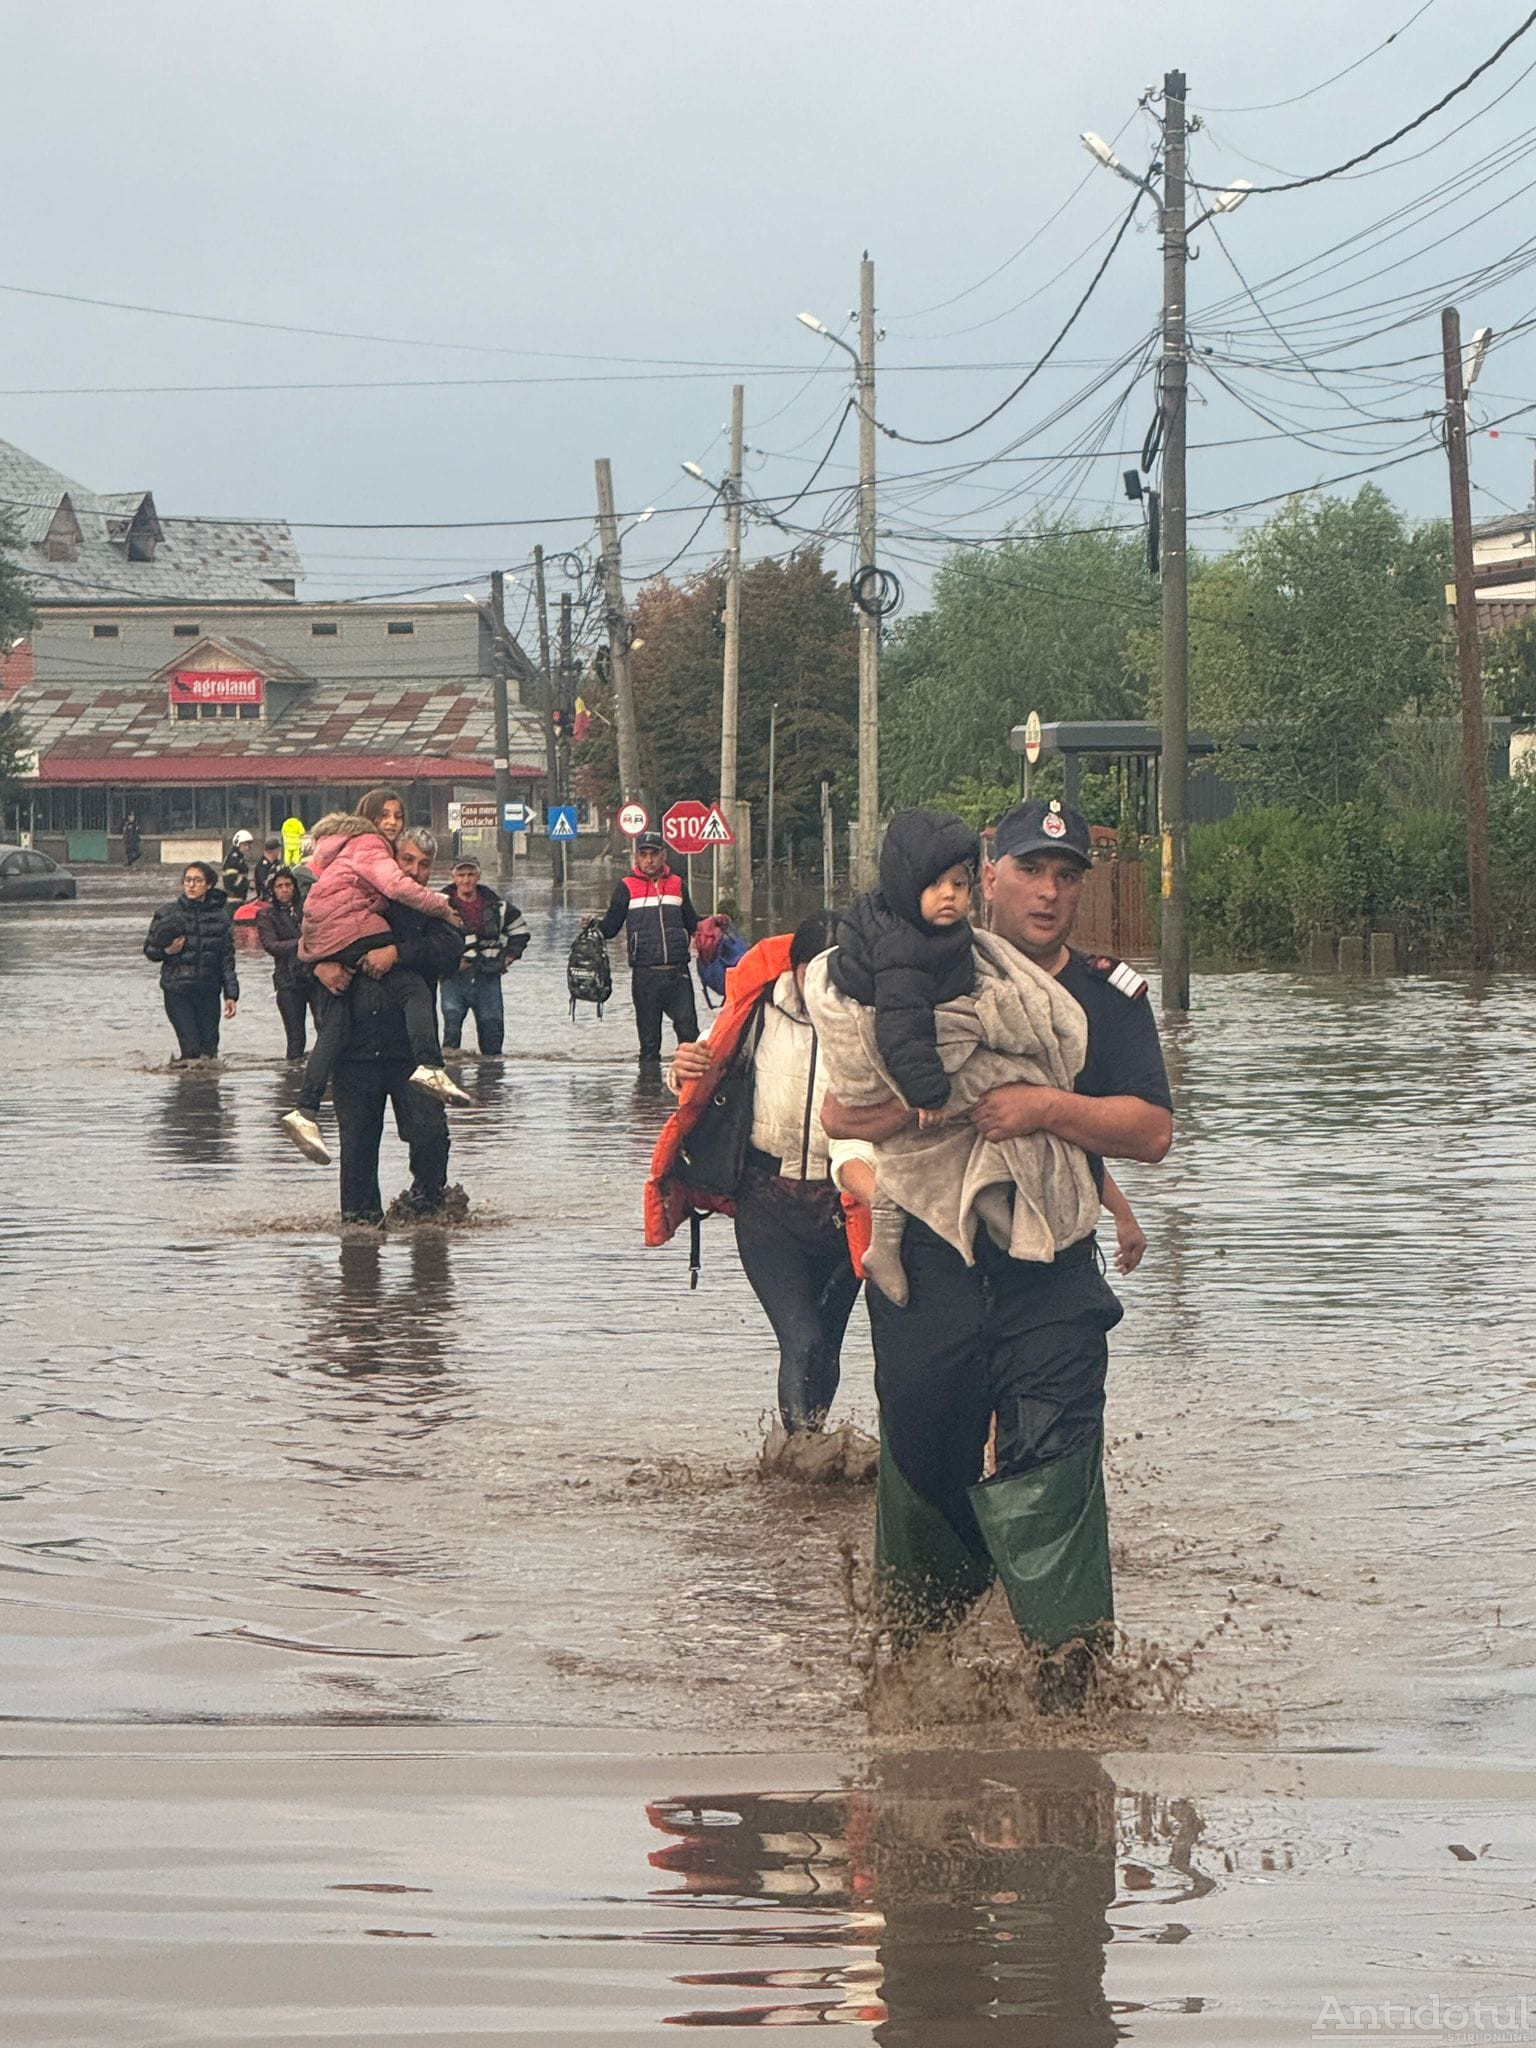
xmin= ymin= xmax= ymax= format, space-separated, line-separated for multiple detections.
xmin=635 ymin=830 xmax=665 ymax=852
xmin=992 ymin=798 xmax=1092 ymax=867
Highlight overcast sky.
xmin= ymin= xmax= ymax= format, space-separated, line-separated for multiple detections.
xmin=2 ymin=0 xmax=1533 ymax=615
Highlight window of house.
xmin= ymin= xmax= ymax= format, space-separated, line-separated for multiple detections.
xmin=93 ymin=623 xmax=119 ymax=639
xmin=311 ymin=622 xmax=339 ymax=637
xmin=173 ymin=624 xmax=200 ymax=638
xmin=387 ymin=620 xmax=415 ymax=636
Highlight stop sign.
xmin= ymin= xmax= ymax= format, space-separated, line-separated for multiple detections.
xmin=662 ymin=800 xmax=712 ymax=856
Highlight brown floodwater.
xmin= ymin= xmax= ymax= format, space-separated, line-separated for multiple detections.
xmin=2 ymin=866 xmax=1533 ymax=2042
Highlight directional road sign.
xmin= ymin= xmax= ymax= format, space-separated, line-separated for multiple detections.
xmin=618 ymin=801 xmax=650 ymax=837
xmin=503 ymin=801 xmax=532 ymax=832
xmin=548 ymin=804 xmax=579 ymax=841
xmin=457 ymin=801 xmax=498 ymax=830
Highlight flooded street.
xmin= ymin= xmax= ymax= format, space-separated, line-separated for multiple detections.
xmin=3 ymin=867 xmax=1535 ymax=2040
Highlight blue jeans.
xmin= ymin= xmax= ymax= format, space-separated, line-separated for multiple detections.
xmin=439 ymin=971 xmax=504 ymax=1054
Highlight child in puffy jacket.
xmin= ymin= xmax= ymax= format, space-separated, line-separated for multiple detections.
xmin=279 ymin=807 xmax=467 ymax=1164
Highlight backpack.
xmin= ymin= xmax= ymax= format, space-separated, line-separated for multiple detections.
xmin=567 ymin=923 xmax=613 ymax=1019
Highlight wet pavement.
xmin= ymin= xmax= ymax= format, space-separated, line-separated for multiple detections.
xmin=3 ymin=865 xmax=1535 ymax=2041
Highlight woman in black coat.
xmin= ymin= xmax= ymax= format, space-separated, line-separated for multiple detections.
xmin=143 ymin=861 xmax=240 ymax=1063
xmin=254 ymin=867 xmax=313 ymax=1060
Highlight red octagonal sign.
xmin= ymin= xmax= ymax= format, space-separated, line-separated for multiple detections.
xmin=662 ymin=800 xmax=713 ymax=856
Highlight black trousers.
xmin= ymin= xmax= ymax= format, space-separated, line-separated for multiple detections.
xmin=632 ymin=965 xmax=699 ymax=1060
xmin=298 ymin=942 xmax=441 ymax=1114
xmin=275 ymin=986 xmax=310 ymax=1060
xmin=734 ymin=1172 xmax=863 ymax=1432
xmin=163 ymin=983 xmax=222 ymax=1059
xmin=332 ymin=1058 xmax=450 ymax=1223
xmin=867 ymin=1220 xmax=1123 ymax=1559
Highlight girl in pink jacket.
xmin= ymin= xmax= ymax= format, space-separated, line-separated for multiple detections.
xmin=280 ymin=790 xmax=467 ymax=1164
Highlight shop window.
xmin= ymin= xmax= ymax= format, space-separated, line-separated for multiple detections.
xmin=162 ymin=788 xmax=195 ymax=833
xmin=175 ymin=703 xmax=199 ymax=722
xmin=194 ymin=788 xmax=228 ymax=831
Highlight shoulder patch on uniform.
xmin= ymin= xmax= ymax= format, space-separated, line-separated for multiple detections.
xmin=1083 ymin=954 xmax=1148 ymax=1000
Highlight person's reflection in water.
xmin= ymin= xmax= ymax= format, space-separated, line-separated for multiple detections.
xmin=151 ymin=1068 xmax=237 ymax=1174
xmin=646 ymin=1750 xmax=1119 ymax=2042
xmin=302 ymin=1231 xmax=463 ymax=1415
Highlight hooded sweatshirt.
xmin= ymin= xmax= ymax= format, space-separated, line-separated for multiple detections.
xmin=297 ymin=813 xmax=453 ymax=963
xmin=826 ymin=806 xmax=980 ymax=1111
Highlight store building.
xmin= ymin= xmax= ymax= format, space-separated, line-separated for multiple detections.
xmin=0 ymin=437 xmax=563 ymax=861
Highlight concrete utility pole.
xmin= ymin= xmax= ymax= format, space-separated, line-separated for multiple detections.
xmin=594 ymin=458 xmax=643 ymax=811
xmin=489 ymin=568 xmax=515 ymax=890
xmin=558 ymin=589 xmax=574 ymax=886
xmin=718 ymin=383 xmax=744 ymax=904
xmin=1158 ymin=70 xmax=1191 ymax=1015
xmin=533 ymin=544 xmax=561 ymax=883
xmin=855 ymin=253 xmax=880 ymax=894
xmin=1441 ymin=305 xmax=1495 ymax=971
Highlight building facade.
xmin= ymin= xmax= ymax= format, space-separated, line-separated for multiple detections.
xmin=0 ymin=437 xmax=561 ymax=860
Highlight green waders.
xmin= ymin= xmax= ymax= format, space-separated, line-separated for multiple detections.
xmin=968 ymin=1437 xmax=1113 ymax=1652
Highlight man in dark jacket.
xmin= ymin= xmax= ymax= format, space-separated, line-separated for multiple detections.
xmin=253 ymin=837 xmax=286 ymax=902
xmin=313 ymin=828 xmax=465 ymax=1224
xmin=591 ymin=830 xmax=700 ymax=1060
xmin=438 ymin=854 xmax=530 ymax=1056
xmin=220 ymin=831 xmax=254 ymax=903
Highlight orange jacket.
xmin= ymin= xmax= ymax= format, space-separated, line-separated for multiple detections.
xmin=644 ymin=934 xmax=793 ymax=1248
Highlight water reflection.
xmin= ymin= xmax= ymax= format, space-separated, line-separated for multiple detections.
xmin=647 ymin=1752 xmax=1123 ymax=2040
xmin=149 ymin=1068 xmax=236 ymax=1172
xmin=301 ymin=1232 xmax=460 ymax=1392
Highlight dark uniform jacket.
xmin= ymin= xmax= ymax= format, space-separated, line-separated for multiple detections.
xmin=337 ymin=903 xmax=464 ymax=1064
xmin=255 ymin=898 xmax=310 ymax=993
xmin=596 ymin=864 xmax=699 ymax=970
xmin=144 ymin=891 xmax=239 ymax=999
xmin=439 ymin=883 xmax=531 ymax=977
xmin=828 ymin=808 xmax=979 ymax=1111
xmin=220 ymin=849 xmax=252 ymax=902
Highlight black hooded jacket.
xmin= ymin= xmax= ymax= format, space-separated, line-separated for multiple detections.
xmin=144 ymin=886 xmax=239 ymax=999
xmin=827 ymin=808 xmax=979 ymax=1111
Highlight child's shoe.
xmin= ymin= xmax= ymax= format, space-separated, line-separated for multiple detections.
xmin=281 ymin=1109 xmax=332 ymax=1163
xmin=409 ymin=1064 xmax=472 ymax=1106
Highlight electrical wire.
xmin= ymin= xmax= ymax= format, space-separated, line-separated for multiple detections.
xmin=1199 ymin=0 xmax=1439 ymax=114
xmin=1187 ymin=5 xmax=1536 ymax=195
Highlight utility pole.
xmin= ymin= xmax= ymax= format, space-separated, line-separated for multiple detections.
xmin=594 ymin=458 xmax=643 ymax=813
xmin=1158 ymin=69 xmax=1191 ymax=1015
xmin=533 ymin=544 xmax=560 ymax=883
xmin=821 ymin=778 xmax=834 ymax=909
xmin=558 ymin=589 xmax=574 ymax=887
xmin=1442 ymin=305 xmax=1494 ymax=970
xmin=489 ymin=568 xmax=514 ymax=890
xmin=718 ymin=382 xmax=744 ymax=905
xmin=855 ymin=253 xmax=880 ymax=893
xmin=765 ymin=699 xmax=779 ymax=930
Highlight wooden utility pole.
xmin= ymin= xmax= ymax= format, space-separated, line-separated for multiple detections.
xmin=855 ymin=253 xmax=880 ymax=893
xmin=594 ymin=459 xmax=643 ymax=812
xmin=1442 ymin=305 xmax=1495 ymax=970
xmin=718 ymin=383 xmax=744 ymax=905
xmin=489 ymin=568 xmax=514 ymax=890
xmin=765 ymin=699 xmax=779 ymax=929
xmin=1158 ymin=69 xmax=1191 ymax=1014
xmin=533 ymin=544 xmax=561 ymax=883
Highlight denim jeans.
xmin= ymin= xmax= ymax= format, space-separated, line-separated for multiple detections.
xmin=440 ymin=972 xmax=505 ymax=1054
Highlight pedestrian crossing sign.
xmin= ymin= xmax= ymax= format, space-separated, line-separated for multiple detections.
xmin=548 ymin=804 xmax=579 ymax=841
xmin=700 ymin=803 xmax=734 ymax=845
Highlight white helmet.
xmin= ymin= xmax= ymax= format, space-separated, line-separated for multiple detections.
xmin=233 ymin=830 xmax=254 ymax=845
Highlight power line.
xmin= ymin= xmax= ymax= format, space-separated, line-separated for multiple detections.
xmin=1189 ymin=5 xmax=1536 ymax=195
xmin=1199 ymin=0 xmax=1439 ymax=115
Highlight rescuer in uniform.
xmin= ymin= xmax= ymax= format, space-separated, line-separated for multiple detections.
xmin=821 ymin=798 xmax=1173 ymax=1704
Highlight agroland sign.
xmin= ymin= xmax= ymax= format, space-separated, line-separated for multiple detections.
xmin=169 ymin=670 xmax=264 ymax=706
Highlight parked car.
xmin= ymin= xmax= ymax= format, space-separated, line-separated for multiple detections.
xmin=0 ymin=845 xmax=78 ymax=902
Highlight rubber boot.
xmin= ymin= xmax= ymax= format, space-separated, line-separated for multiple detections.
xmin=968 ymin=1438 xmax=1114 ymax=1673
xmin=875 ymin=1428 xmax=994 ymax=1645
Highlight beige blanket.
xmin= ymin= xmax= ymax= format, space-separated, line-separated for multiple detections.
xmin=803 ymin=931 xmax=1100 ymax=1266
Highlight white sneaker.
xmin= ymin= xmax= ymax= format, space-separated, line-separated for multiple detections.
xmin=281 ymin=1109 xmax=332 ymax=1163
xmin=409 ymin=1064 xmax=472 ymax=1106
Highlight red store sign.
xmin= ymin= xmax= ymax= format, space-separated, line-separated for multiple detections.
xmin=169 ymin=669 xmax=265 ymax=706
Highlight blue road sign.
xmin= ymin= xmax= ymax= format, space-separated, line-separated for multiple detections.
xmin=548 ymin=804 xmax=579 ymax=841
xmin=503 ymin=801 xmax=532 ymax=832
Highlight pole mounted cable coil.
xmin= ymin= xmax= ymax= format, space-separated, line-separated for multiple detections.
xmin=851 ymin=565 xmax=903 ymax=617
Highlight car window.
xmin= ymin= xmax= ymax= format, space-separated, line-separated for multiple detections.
xmin=21 ymin=852 xmax=53 ymax=874
xmin=0 ymin=853 xmax=24 ymax=877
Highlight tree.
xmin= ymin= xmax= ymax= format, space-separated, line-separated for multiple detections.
xmin=575 ymin=547 xmax=857 ymax=858
xmin=1166 ymin=487 xmax=1454 ymax=806
xmin=1483 ymin=609 xmax=1536 ymax=724
xmin=880 ymin=524 xmax=1158 ymax=808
